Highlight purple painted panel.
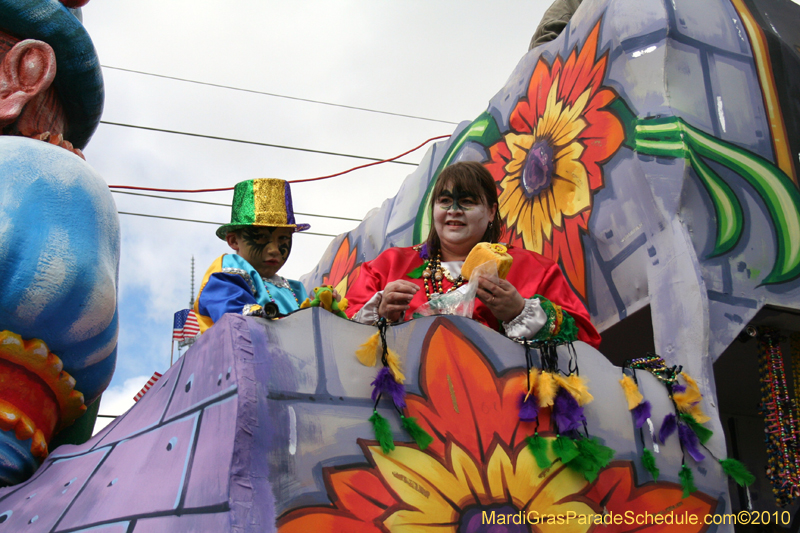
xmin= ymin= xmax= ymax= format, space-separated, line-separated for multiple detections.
xmin=58 ymin=416 xmax=198 ymax=529
xmin=73 ymin=523 xmax=130 ymax=532
xmin=93 ymin=357 xmax=186 ymax=448
xmin=133 ymin=512 xmax=229 ymax=532
xmin=0 ymin=448 xmax=108 ymax=532
xmin=183 ymin=395 xmax=238 ymax=508
xmin=48 ymin=421 xmax=115 ymax=460
xmin=165 ymin=322 xmax=238 ymax=421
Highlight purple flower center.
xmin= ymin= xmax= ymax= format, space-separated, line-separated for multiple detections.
xmin=521 ymin=140 xmax=554 ymax=198
xmin=459 ymin=504 xmax=531 ymax=532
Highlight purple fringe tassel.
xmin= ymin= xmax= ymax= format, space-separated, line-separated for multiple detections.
xmin=679 ymin=422 xmax=705 ymax=462
xmin=659 ymin=413 xmax=677 ymax=444
xmin=519 ymin=392 xmax=539 ymax=421
xmin=632 ymin=400 xmax=652 ymax=429
xmin=371 ymin=367 xmax=407 ymax=409
xmin=553 ymin=388 xmax=586 ymax=433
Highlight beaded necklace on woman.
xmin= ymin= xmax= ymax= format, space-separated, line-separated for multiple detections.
xmin=421 ymin=251 xmax=466 ymax=301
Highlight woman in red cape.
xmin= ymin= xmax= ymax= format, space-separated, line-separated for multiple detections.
xmin=345 ymin=161 xmax=600 ymax=348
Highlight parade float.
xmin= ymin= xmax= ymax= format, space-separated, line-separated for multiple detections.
xmin=1 ymin=0 xmax=799 ymax=531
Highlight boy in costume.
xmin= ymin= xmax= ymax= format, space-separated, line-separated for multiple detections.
xmin=194 ymin=178 xmax=310 ymax=333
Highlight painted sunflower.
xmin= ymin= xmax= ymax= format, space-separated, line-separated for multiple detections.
xmin=485 ymin=21 xmax=624 ymax=298
xmin=322 ymin=235 xmax=361 ymax=296
xmin=278 ymin=320 xmax=716 ymax=532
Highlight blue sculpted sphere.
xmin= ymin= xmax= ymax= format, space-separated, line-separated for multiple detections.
xmin=0 ymin=136 xmax=119 ymax=405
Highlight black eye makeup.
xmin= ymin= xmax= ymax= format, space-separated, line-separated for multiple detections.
xmin=242 ymin=227 xmax=271 ymax=256
xmin=437 ymin=188 xmax=477 ymax=211
xmin=278 ymin=235 xmax=292 ymax=260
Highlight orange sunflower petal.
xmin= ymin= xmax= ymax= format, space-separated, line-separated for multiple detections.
xmin=327 ymin=468 xmax=397 ymax=522
xmin=540 ymin=56 xmax=565 ymax=116
xmin=580 ymin=88 xmax=625 ymax=190
xmin=551 ymin=217 xmax=589 ymax=299
xmin=511 ymin=59 xmax=556 ymax=133
xmin=559 ymin=22 xmax=605 ymax=107
xmin=278 ymin=510 xmax=382 ymax=533
xmin=584 ymin=463 xmax=718 ymax=533
xmin=485 ymin=142 xmax=513 ymax=181
xmin=404 ymin=319 xmax=525 ymax=461
xmin=324 ymin=236 xmax=361 ymax=296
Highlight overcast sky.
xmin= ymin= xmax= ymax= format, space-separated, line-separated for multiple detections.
xmin=81 ymin=1 xmax=549 ymax=428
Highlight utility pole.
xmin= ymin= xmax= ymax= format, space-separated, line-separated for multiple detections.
xmin=189 ymin=256 xmax=195 ymax=308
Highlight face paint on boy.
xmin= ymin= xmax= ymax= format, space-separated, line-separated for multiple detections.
xmin=437 ymin=188 xmax=478 ymax=211
xmin=233 ymin=226 xmax=294 ymax=279
xmin=278 ymin=237 xmax=291 ymax=261
xmin=241 ymin=227 xmax=271 ymax=256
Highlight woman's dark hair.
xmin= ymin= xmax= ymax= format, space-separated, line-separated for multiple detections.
xmin=425 ymin=161 xmax=504 ymax=256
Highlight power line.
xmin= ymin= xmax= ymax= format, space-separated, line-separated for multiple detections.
xmin=101 ymin=65 xmax=459 ymax=126
xmin=105 ymin=134 xmax=450 ymax=194
xmin=111 ymin=190 xmax=363 ymax=222
xmin=100 ymin=121 xmax=420 ymax=166
xmin=117 ymin=211 xmax=339 ymax=237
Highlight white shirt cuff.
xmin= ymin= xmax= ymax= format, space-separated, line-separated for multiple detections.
xmin=503 ymin=298 xmax=547 ymax=339
xmin=352 ymin=291 xmax=383 ymax=324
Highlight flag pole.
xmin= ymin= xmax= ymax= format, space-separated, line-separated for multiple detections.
xmin=170 ymin=339 xmax=174 ymax=366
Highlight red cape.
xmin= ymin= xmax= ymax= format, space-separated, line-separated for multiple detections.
xmin=345 ymin=246 xmax=601 ymax=348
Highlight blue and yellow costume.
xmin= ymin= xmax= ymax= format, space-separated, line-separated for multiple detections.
xmin=194 ymin=254 xmax=308 ymax=333
xmin=194 ymin=178 xmax=311 ymax=334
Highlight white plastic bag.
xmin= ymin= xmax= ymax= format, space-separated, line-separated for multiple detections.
xmin=412 ymin=260 xmax=498 ymax=319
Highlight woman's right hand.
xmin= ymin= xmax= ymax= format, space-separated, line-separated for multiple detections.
xmin=378 ymin=280 xmax=419 ymax=322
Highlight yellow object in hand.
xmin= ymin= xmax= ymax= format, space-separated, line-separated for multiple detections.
xmin=461 ymin=242 xmax=513 ymax=280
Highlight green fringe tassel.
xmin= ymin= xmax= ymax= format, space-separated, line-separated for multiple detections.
xmin=641 ymin=448 xmax=659 ymax=480
xmin=679 ymin=413 xmax=713 ymax=444
xmin=565 ymin=437 xmax=616 ymax=482
xmin=719 ymin=458 xmax=755 ymax=487
xmin=679 ymin=464 xmax=697 ymax=499
xmin=552 ymin=434 xmax=579 ymax=464
xmin=526 ymin=434 xmax=552 ymax=469
xmin=369 ymin=411 xmax=395 ymax=454
xmin=401 ymin=416 xmax=433 ymax=450
xmin=407 ymin=261 xmax=428 ymax=279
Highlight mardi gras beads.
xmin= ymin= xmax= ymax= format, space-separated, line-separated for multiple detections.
xmin=758 ymin=328 xmax=800 ymax=506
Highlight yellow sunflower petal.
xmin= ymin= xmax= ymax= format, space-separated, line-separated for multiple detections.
xmin=486 ymin=445 xmax=535 ymax=503
xmin=369 ymin=444 xmax=473 ymax=528
xmin=499 ymin=178 xmax=526 ymax=227
xmin=519 ymin=200 xmax=544 ymax=253
xmin=537 ymin=78 xmax=564 ymax=139
xmin=504 ymin=133 xmax=535 ymax=176
xmin=532 ymin=196 xmax=553 ymax=242
xmin=545 ymin=188 xmax=563 ymax=229
xmin=449 ymin=442 xmax=491 ymax=506
xmin=485 ymin=443 xmax=593 ymax=530
xmin=552 ymin=144 xmax=590 ymax=216
xmin=549 ymin=89 xmax=591 ymax=148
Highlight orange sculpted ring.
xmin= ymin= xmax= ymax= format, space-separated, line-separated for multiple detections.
xmin=0 ymin=330 xmax=86 ymax=459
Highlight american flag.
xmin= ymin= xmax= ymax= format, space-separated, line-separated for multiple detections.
xmin=173 ymin=309 xmax=200 ymax=341
xmin=133 ymin=371 xmax=163 ymax=402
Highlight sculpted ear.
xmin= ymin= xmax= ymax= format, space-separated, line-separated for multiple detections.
xmin=0 ymin=39 xmax=57 ymax=128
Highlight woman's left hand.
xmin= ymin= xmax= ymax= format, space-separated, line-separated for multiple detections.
xmin=476 ymin=277 xmax=526 ymax=323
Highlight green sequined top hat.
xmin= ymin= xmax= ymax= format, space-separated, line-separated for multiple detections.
xmin=0 ymin=0 xmax=104 ymax=150
xmin=216 ymin=178 xmax=311 ymax=239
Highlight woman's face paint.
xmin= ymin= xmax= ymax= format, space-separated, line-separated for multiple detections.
xmin=235 ymin=226 xmax=294 ymax=279
xmin=435 ymin=188 xmax=479 ymax=211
